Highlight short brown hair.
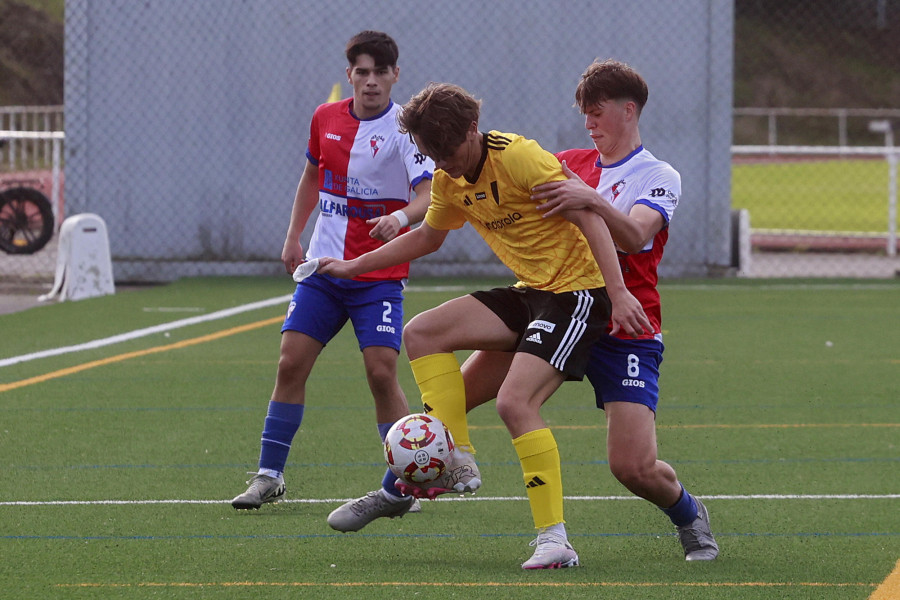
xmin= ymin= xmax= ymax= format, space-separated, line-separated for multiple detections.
xmin=345 ymin=30 xmax=398 ymax=68
xmin=398 ymin=83 xmax=481 ymax=160
xmin=575 ymin=59 xmax=648 ymax=115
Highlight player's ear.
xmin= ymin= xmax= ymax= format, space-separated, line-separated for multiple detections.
xmin=346 ymin=66 xmax=352 ymax=83
xmin=392 ymin=65 xmax=400 ymax=83
xmin=624 ymin=100 xmax=638 ymax=121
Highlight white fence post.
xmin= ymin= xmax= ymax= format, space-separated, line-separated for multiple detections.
xmin=732 ymin=144 xmax=900 ymax=255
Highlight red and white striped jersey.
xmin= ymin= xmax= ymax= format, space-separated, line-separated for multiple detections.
xmin=556 ymin=146 xmax=680 ymax=340
xmin=305 ymin=98 xmax=433 ymax=281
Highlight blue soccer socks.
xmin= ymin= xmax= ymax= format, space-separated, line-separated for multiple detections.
xmin=378 ymin=421 xmax=404 ymax=498
xmin=258 ymin=401 xmax=304 ymax=477
xmin=661 ymin=483 xmax=700 ymax=527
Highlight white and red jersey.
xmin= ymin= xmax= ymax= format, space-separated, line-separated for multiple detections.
xmin=556 ymin=146 xmax=680 ymax=340
xmin=305 ymin=98 xmax=434 ymax=281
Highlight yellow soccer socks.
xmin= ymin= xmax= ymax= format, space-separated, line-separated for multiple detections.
xmin=409 ymin=353 xmax=475 ymax=454
xmin=513 ymin=428 xmax=564 ymax=529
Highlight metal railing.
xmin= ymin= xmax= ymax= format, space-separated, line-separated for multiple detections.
xmin=0 ymin=106 xmax=65 ymax=171
xmin=734 ymin=107 xmax=900 ymax=147
xmin=732 ymin=144 xmax=898 ymax=257
xmin=0 ymin=130 xmax=65 ymax=223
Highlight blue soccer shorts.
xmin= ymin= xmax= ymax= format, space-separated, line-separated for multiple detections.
xmin=584 ymin=334 xmax=664 ymax=412
xmin=282 ymin=273 xmax=404 ymax=351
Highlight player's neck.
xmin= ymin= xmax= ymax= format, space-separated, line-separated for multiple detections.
xmin=463 ymin=133 xmax=485 ymax=181
xmin=351 ymin=99 xmax=391 ymax=120
xmin=599 ymin=134 xmax=642 ymax=166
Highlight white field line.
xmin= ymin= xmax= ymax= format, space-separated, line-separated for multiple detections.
xmin=0 ymin=295 xmax=292 ymax=368
xmin=2 ymin=281 xmax=894 ymax=369
xmin=2 ymin=494 xmax=898 ymax=506
xmin=0 ymin=287 xmax=472 ymax=369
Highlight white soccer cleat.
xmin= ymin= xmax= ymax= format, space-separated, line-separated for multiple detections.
xmin=521 ymin=529 xmax=580 ymax=570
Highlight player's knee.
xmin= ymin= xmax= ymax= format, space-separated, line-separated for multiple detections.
xmin=276 ymin=351 xmax=305 ymax=379
xmin=609 ymin=456 xmax=652 ymax=491
xmin=495 ymin=396 xmax=514 ymax=424
xmin=402 ymin=314 xmax=438 ymax=356
xmin=494 ymin=393 xmax=529 ymax=429
xmin=365 ymin=362 xmax=398 ymax=394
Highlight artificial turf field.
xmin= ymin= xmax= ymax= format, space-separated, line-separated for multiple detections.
xmin=732 ymin=158 xmax=897 ymax=233
xmin=1 ymin=276 xmax=898 ymax=599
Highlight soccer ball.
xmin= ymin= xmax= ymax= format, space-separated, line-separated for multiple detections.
xmin=383 ymin=413 xmax=454 ymax=485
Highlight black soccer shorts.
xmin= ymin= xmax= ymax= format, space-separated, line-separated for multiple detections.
xmin=470 ymin=285 xmax=611 ymax=380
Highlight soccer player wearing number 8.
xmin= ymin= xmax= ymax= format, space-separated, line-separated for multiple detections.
xmin=464 ymin=59 xmax=719 ymax=563
xmin=318 ymin=82 xmax=652 ymax=569
xmin=231 ymin=31 xmax=435 ymax=532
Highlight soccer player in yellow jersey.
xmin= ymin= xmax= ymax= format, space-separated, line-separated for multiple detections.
xmin=318 ymin=82 xmax=651 ymax=569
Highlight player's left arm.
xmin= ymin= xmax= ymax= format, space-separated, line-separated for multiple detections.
xmin=318 ymin=220 xmax=448 ymax=279
xmin=368 ymin=140 xmax=436 ymax=242
xmin=564 ymin=209 xmax=651 ymax=337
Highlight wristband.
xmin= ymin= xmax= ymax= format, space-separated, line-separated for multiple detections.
xmin=393 ymin=210 xmax=410 ymax=228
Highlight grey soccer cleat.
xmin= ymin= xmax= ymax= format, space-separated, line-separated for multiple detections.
xmin=521 ymin=529 xmax=580 ymax=570
xmin=327 ymin=490 xmax=417 ymax=532
xmin=231 ymin=473 xmax=286 ymax=510
xmin=677 ymin=497 xmax=719 ymax=560
xmin=407 ymin=498 xmax=422 ymax=513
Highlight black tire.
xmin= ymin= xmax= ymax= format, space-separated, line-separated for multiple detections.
xmin=0 ymin=187 xmax=56 ymax=255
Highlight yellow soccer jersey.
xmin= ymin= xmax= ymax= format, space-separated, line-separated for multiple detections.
xmin=424 ymin=131 xmax=605 ymax=293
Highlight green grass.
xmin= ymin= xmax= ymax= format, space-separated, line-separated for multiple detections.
xmin=1 ymin=276 xmax=898 ymax=599
xmin=12 ymin=0 xmax=64 ymax=23
xmin=732 ymin=159 xmax=897 ymax=233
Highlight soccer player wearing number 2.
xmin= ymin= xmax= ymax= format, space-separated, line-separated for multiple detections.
xmin=464 ymin=59 xmax=719 ymax=563
xmin=231 ymin=31 xmax=435 ymax=534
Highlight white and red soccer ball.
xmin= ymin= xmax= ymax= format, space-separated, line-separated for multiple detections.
xmin=384 ymin=413 xmax=454 ymax=485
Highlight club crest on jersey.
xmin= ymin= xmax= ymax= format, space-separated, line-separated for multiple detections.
xmin=370 ymin=134 xmax=385 ymax=157
xmin=612 ymin=180 xmax=626 ymax=200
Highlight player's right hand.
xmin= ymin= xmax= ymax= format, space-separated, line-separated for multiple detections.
xmin=608 ymin=289 xmax=652 ymax=338
xmin=532 ymin=160 xmax=598 ymax=217
xmin=316 ymin=256 xmax=357 ymax=279
xmin=282 ymin=240 xmax=305 ymax=274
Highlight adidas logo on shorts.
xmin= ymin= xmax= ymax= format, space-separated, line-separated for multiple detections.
xmin=525 ymin=332 xmax=542 ymax=344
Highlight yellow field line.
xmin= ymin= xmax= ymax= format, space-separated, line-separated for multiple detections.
xmin=57 ymin=581 xmax=876 ymax=589
xmin=1 ymin=322 xmax=897 ymax=437
xmin=870 ymin=558 xmax=900 ymax=600
xmin=0 ymin=317 xmax=283 ymax=394
xmin=2 ymin=318 xmax=897 ymax=434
